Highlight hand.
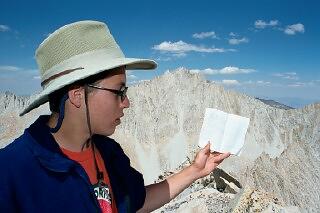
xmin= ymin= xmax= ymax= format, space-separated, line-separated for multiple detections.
xmin=191 ymin=142 xmax=230 ymax=179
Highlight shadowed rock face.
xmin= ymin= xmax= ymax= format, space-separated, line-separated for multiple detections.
xmin=255 ymin=97 xmax=294 ymax=110
xmin=1 ymin=68 xmax=319 ymax=211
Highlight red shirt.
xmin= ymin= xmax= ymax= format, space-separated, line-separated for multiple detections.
xmin=61 ymin=145 xmax=118 ymax=213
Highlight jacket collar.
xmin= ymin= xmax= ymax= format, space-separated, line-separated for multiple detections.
xmin=25 ymin=115 xmax=75 ymax=173
xmin=25 ymin=115 xmax=115 ymax=176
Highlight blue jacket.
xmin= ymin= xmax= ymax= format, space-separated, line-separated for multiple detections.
xmin=0 ymin=116 xmax=146 ymax=212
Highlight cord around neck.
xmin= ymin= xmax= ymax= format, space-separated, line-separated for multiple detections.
xmin=84 ymin=85 xmax=104 ymax=182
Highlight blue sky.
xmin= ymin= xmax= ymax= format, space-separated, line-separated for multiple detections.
xmin=0 ymin=0 xmax=319 ymax=107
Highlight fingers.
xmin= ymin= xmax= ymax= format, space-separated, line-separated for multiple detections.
xmin=212 ymin=152 xmax=231 ymax=163
xmin=201 ymin=142 xmax=231 ymax=161
xmin=212 ymin=152 xmax=221 ymax=157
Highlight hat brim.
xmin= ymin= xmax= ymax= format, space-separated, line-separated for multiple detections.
xmin=20 ymin=57 xmax=156 ymax=116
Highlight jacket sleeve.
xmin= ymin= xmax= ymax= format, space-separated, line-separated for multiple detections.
xmin=0 ymin=149 xmax=18 ymax=212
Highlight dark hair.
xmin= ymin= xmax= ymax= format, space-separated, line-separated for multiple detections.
xmin=48 ymin=68 xmax=119 ymax=113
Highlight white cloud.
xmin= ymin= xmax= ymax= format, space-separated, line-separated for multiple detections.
xmin=229 ymin=32 xmax=237 ymax=37
xmin=254 ymin=20 xmax=305 ymax=36
xmin=0 ymin=66 xmax=21 ymax=72
xmin=127 ymin=74 xmax=138 ymax=80
xmin=284 ymin=23 xmax=305 ymax=35
xmin=126 ymin=71 xmax=139 ymax=80
xmin=272 ymin=72 xmax=298 ymax=80
xmin=254 ymin=20 xmax=279 ymax=29
xmin=33 ymin=76 xmax=41 ymax=80
xmin=242 ymin=80 xmax=272 ymax=86
xmin=256 ymin=80 xmax=271 ymax=85
xmin=0 ymin=66 xmax=38 ymax=84
xmin=212 ymin=79 xmax=274 ymax=87
xmin=172 ymin=52 xmax=187 ymax=57
xmin=288 ymin=82 xmax=306 ymax=87
xmin=152 ymin=41 xmax=235 ymax=56
xmin=221 ymin=80 xmax=240 ymax=86
xmin=192 ymin=31 xmax=218 ymax=39
xmin=220 ymin=66 xmax=255 ymax=74
xmin=190 ymin=68 xmax=218 ymax=75
xmin=288 ymin=81 xmax=316 ymax=87
xmin=0 ymin=25 xmax=10 ymax=32
xmin=284 ymin=76 xmax=298 ymax=80
xmin=190 ymin=66 xmax=255 ymax=75
xmin=222 ymin=79 xmax=273 ymax=87
xmin=155 ymin=57 xmax=172 ymax=61
xmin=229 ymin=37 xmax=249 ymax=45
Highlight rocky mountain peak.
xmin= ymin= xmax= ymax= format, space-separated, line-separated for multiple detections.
xmin=1 ymin=68 xmax=319 ymax=211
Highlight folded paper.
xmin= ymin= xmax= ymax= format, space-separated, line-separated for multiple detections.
xmin=198 ymin=108 xmax=250 ymax=156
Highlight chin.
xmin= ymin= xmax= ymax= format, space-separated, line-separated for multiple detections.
xmin=101 ymin=128 xmax=116 ymax=137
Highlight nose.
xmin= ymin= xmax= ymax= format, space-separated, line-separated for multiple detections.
xmin=120 ymin=95 xmax=130 ymax=108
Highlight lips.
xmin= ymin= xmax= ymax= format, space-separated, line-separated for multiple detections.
xmin=115 ymin=118 xmax=121 ymax=125
xmin=115 ymin=114 xmax=123 ymax=125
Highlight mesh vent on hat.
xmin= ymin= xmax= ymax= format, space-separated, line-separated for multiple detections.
xmin=35 ymin=21 xmax=124 ymax=75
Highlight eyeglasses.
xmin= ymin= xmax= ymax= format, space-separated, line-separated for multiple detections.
xmin=87 ymin=84 xmax=128 ymax=102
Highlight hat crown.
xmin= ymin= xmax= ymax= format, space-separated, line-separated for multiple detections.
xmin=36 ymin=20 xmax=124 ymax=75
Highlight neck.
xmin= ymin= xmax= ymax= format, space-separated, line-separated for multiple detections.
xmin=47 ymin=112 xmax=91 ymax=152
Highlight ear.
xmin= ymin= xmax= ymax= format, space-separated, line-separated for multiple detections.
xmin=67 ymin=85 xmax=84 ymax=108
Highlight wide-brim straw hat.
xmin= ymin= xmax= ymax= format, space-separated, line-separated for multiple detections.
xmin=20 ymin=20 xmax=157 ymax=116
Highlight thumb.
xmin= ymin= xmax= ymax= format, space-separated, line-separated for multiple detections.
xmin=200 ymin=141 xmax=211 ymax=154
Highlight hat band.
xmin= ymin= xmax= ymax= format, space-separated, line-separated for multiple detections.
xmin=41 ymin=67 xmax=84 ymax=87
xmin=40 ymin=48 xmax=124 ymax=88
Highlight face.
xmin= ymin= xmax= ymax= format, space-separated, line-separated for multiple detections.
xmin=87 ymin=66 xmax=130 ymax=136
